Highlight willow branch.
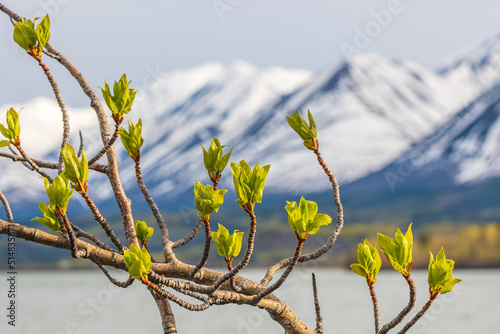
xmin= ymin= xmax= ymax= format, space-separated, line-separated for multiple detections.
xmin=189 ymin=217 xmax=211 ymax=278
xmin=95 ymin=263 xmax=134 ymax=288
xmin=0 ymin=190 xmax=14 ymax=223
xmin=397 ymin=293 xmax=438 ymax=334
xmin=0 ymin=150 xmax=107 ymax=173
xmin=252 ymin=236 xmax=305 ymax=304
xmin=146 ymin=281 xmax=213 ymax=312
xmin=134 ymin=159 xmax=171 ymax=259
xmin=379 ymin=275 xmax=417 ymax=334
xmin=34 ymin=56 xmax=70 ymax=173
xmin=261 ymin=148 xmax=344 ymax=286
xmin=172 ymin=219 xmax=204 ymax=249
xmin=88 ymin=122 xmax=120 ymax=166
xmin=79 ymin=190 xmax=125 ymax=252
xmin=312 ymin=273 xmax=323 ymax=334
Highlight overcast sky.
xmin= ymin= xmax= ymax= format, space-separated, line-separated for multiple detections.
xmin=1 ymin=0 xmax=500 ymax=107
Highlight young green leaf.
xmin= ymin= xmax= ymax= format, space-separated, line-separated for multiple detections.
xmin=61 ymin=144 xmax=89 ymax=192
xmin=31 ymin=202 xmax=60 ymax=232
xmin=42 ymin=174 xmax=74 ymax=214
xmin=285 ymin=196 xmax=332 ymax=240
xmin=211 ymin=223 xmax=244 ymax=261
xmin=200 ymin=137 xmax=233 ymax=183
xmin=286 ymin=109 xmax=318 ymax=150
xmin=123 ymin=244 xmax=152 ymax=281
xmin=230 ymin=159 xmax=271 ymax=212
xmin=119 ymin=119 xmax=144 ymax=161
xmin=377 ymin=224 xmax=413 ymax=276
xmin=194 ymin=181 xmax=227 ymax=219
xmin=135 ymin=220 xmax=154 ymax=244
xmin=100 ymin=74 xmax=137 ymax=123
xmin=0 ymin=108 xmax=21 ymax=146
xmin=350 ymin=239 xmax=382 ymax=285
xmin=428 ymin=248 xmax=462 ymax=296
xmin=13 ymin=15 xmax=50 ymax=57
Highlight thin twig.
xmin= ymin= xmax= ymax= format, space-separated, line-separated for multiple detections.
xmin=368 ymin=279 xmax=380 ymax=334
xmin=79 ymin=191 xmax=125 ymax=252
xmin=96 ymin=263 xmax=134 ymax=288
xmin=88 ymin=123 xmax=120 ymax=166
xmin=146 ymin=281 xmax=213 ymax=311
xmin=0 ymin=190 xmax=14 ymax=223
xmin=397 ymin=293 xmax=438 ymax=334
xmin=252 ymin=236 xmax=305 ymax=304
xmin=261 ymin=148 xmax=344 ymax=286
xmin=8 ymin=145 xmax=32 ymax=170
xmin=189 ymin=217 xmax=211 ymax=278
xmin=34 ymin=56 xmax=70 ymax=173
xmin=312 ymin=273 xmax=323 ymax=334
xmin=379 ymin=275 xmax=417 ymax=334
xmin=172 ymin=219 xmax=204 ymax=249
xmin=0 ymin=151 xmax=107 ymax=173
xmin=58 ymin=209 xmax=85 ymax=258
xmin=77 ymin=131 xmax=84 ymax=158
xmin=71 ymin=223 xmax=118 ymax=254
xmin=134 ymin=160 xmax=171 ymax=259
xmin=13 ymin=145 xmax=53 ymax=181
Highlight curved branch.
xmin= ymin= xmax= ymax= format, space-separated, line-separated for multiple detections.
xmin=88 ymin=123 xmax=120 ymax=166
xmin=13 ymin=145 xmax=53 ymax=181
xmin=0 ymin=190 xmax=14 ymax=223
xmin=134 ymin=160 xmax=171 ymax=259
xmin=79 ymin=191 xmax=125 ymax=251
xmin=379 ymin=275 xmax=416 ymax=334
xmin=189 ymin=218 xmax=211 ymax=278
xmin=172 ymin=219 xmax=204 ymax=249
xmin=34 ymin=56 xmax=70 ymax=173
xmin=71 ymin=223 xmax=118 ymax=254
xmin=252 ymin=236 xmax=304 ymax=304
xmin=95 ymin=263 xmax=134 ymax=288
xmin=397 ymin=293 xmax=438 ymax=334
xmin=261 ymin=148 xmax=344 ymax=286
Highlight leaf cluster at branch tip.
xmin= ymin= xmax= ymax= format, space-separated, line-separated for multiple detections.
xmin=194 ymin=181 xmax=227 ymax=219
xmin=0 ymin=107 xmax=21 ymax=147
xmin=119 ymin=119 xmax=144 ymax=161
xmin=211 ymin=223 xmax=244 ymax=262
xmin=123 ymin=244 xmax=152 ymax=281
xmin=377 ymin=224 xmax=413 ymax=276
xmin=428 ymin=248 xmax=461 ymax=295
xmin=285 ymin=196 xmax=332 ymax=240
xmin=230 ymin=159 xmax=270 ymax=212
xmin=287 ymin=109 xmax=318 ymax=150
xmin=13 ymin=14 xmax=50 ymax=58
xmin=200 ymin=137 xmax=233 ymax=184
xmin=351 ymin=239 xmax=382 ymax=285
xmin=100 ymin=73 xmax=137 ymax=123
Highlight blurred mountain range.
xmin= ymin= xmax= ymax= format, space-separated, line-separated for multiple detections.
xmin=1 ymin=34 xmax=500 ymax=224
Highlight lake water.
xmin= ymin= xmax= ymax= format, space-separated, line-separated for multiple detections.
xmin=1 ymin=268 xmax=499 ymax=333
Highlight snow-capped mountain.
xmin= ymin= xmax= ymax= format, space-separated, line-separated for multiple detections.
xmin=362 ymin=80 xmax=500 ymax=189
xmin=439 ymin=33 xmax=500 ymax=96
xmin=0 ymin=43 xmax=498 ymax=212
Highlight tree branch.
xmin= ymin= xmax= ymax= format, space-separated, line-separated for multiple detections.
xmin=189 ymin=217 xmax=211 ymax=278
xmin=134 ymin=160 xmax=171 ymax=259
xmin=367 ymin=279 xmax=380 ymax=334
xmin=171 ymin=219 xmax=204 ymax=249
xmin=397 ymin=292 xmax=438 ymax=334
xmin=262 ymin=148 xmax=344 ymax=286
xmin=0 ymin=189 xmax=14 ymax=223
xmin=312 ymin=273 xmax=323 ymax=334
xmin=378 ymin=274 xmax=416 ymax=334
